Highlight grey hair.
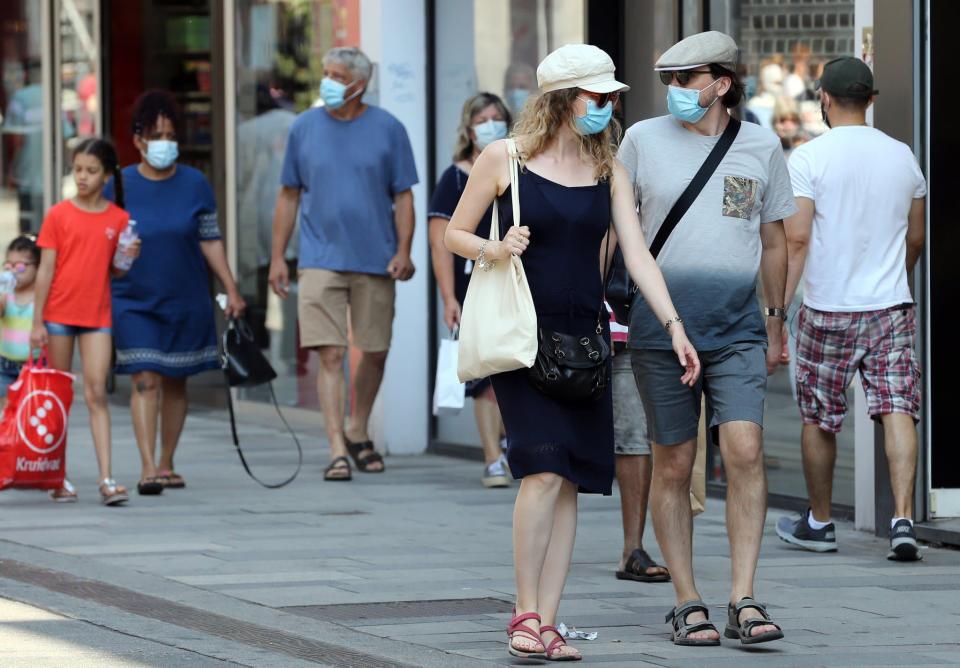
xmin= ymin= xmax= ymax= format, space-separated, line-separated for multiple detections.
xmin=323 ymin=47 xmax=373 ymax=82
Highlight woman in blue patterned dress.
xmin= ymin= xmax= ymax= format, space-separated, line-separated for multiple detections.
xmin=108 ymin=91 xmax=245 ymax=495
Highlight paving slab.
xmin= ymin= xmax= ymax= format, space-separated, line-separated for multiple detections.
xmin=1 ymin=403 xmax=959 ymax=666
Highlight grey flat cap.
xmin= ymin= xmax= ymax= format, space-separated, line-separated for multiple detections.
xmin=655 ymin=31 xmax=739 ymax=71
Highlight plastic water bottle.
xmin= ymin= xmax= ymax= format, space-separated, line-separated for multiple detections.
xmin=0 ymin=270 xmax=17 ymax=294
xmin=113 ymin=220 xmax=138 ymax=271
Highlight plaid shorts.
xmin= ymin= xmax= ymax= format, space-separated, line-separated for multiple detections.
xmin=796 ymin=304 xmax=921 ymax=433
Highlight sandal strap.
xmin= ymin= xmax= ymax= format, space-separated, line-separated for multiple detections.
xmin=508 ymin=611 xmax=542 ymax=631
xmin=326 ymin=456 xmax=352 ymax=471
xmin=625 ymin=548 xmax=662 ymax=575
xmin=666 ymin=599 xmax=709 ymax=626
xmin=731 ymin=597 xmax=772 ymax=620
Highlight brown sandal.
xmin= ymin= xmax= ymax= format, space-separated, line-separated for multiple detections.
xmin=156 ymin=470 xmax=185 ymax=488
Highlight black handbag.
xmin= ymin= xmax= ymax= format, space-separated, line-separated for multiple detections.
xmin=528 ymin=227 xmax=613 ymax=404
xmin=605 ymin=118 xmax=742 ymax=323
xmin=221 ymin=318 xmax=302 ymax=488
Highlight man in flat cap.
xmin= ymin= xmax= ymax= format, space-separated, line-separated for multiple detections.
xmin=618 ymin=30 xmax=794 ymax=646
xmin=777 ymin=57 xmax=926 ymax=562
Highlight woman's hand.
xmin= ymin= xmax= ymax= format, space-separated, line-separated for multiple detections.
xmin=443 ymin=298 xmax=462 ymax=330
xmin=30 ymin=323 xmax=48 ymax=350
xmin=224 ymin=290 xmax=247 ymax=319
xmin=490 ymin=225 xmax=530 ymax=260
xmin=671 ymin=325 xmax=700 ymax=386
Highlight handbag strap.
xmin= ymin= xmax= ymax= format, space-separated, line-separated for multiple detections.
xmin=225 ymin=379 xmax=303 ymax=489
xmin=489 ymin=138 xmax=522 ymax=242
xmin=648 ymin=117 xmax=741 ymax=259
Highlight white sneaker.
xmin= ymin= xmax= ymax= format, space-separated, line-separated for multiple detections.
xmin=482 ymin=457 xmax=510 ymax=488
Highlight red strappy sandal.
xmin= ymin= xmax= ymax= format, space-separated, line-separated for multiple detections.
xmin=507 ymin=611 xmax=546 ymax=658
xmin=540 ymin=625 xmax=582 ymax=662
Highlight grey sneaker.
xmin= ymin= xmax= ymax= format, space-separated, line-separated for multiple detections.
xmin=776 ymin=509 xmax=837 ymax=552
xmin=888 ymin=519 xmax=922 ymax=561
xmin=482 ymin=458 xmax=510 ymax=488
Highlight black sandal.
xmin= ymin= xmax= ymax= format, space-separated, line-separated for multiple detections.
xmin=344 ymin=437 xmax=385 ymax=473
xmin=616 ymin=548 xmax=671 ymax=583
xmin=137 ymin=477 xmax=164 ymax=496
xmin=324 ymin=456 xmax=353 ymax=481
xmin=724 ymin=597 xmax=784 ymax=645
xmin=665 ymin=600 xmax=721 ymax=646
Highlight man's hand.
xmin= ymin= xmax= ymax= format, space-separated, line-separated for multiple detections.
xmin=779 ymin=321 xmax=790 ymax=365
xmin=388 ymin=252 xmax=415 ymax=281
xmin=269 ymin=258 xmax=290 ymax=298
xmin=766 ymin=319 xmax=784 ymax=376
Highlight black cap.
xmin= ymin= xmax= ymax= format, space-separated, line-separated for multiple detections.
xmin=817 ymin=57 xmax=878 ymax=98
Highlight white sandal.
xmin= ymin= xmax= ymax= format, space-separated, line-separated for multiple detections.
xmin=99 ymin=478 xmax=129 ymax=506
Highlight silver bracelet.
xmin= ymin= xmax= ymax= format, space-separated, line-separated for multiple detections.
xmin=476 ymin=240 xmax=496 ymax=272
xmin=664 ymin=316 xmax=684 ymax=333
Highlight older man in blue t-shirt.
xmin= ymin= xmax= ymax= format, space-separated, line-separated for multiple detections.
xmin=269 ymin=46 xmax=418 ymax=482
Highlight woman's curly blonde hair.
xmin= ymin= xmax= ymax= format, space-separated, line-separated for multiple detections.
xmin=511 ymin=88 xmax=621 ymax=181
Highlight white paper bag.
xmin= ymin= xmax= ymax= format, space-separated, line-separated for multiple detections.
xmin=433 ymin=337 xmax=465 ymax=416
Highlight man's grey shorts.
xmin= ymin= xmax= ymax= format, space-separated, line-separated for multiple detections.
xmin=631 ymin=342 xmax=767 ymax=446
xmin=613 ymin=353 xmax=651 ymax=456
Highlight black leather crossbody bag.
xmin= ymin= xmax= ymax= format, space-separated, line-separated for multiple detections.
xmin=528 ymin=226 xmax=614 ymax=404
xmin=222 ymin=318 xmax=302 ymax=488
xmin=606 ymin=118 xmax=742 ymax=322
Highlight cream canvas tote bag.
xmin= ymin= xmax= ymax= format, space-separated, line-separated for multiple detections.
xmin=457 ymin=138 xmax=537 ymax=382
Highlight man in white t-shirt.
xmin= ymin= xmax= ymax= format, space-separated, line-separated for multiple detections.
xmin=776 ymin=57 xmax=927 ymax=561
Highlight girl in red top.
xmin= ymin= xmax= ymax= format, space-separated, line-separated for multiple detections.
xmin=31 ymin=138 xmax=141 ymax=506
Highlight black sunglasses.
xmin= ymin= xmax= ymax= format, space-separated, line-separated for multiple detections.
xmin=659 ymin=70 xmax=714 ymax=86
xmin=579 ymin=90 xmax=620 ymax=107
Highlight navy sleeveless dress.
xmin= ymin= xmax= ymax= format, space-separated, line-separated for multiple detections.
xmin=491 ymin=168 xmax=614 ymax=495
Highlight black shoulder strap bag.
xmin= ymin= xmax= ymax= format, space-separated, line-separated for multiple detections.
xmin=606 ymin=118 xmax=741 ymax=322
xmin=222 ymin=318 xmax=303 ymax=488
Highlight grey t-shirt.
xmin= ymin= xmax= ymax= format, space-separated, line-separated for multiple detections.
xmin=618 ymin=115 xmax=796 ymax=351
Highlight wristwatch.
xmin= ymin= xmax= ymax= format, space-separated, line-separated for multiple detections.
xmin=764 ymin=307 xmax=787 ymax=320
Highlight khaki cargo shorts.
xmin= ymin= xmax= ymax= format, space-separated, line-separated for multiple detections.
xmin=298 ymin=269 xmax=395 ymax=352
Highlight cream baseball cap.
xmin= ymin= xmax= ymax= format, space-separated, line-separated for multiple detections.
xmin=537 ymin=44 xmax=629 ymax=94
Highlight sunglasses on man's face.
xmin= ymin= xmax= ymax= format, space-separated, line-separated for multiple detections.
xmin=3 ymin=261 xmax=36 ymax=273
xmin=579 ymin=90 xmax=620 ymax=107
xmin=659 ymin=70 xmax=714 ymax=86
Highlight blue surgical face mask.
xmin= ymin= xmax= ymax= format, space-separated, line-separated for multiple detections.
xmin=666 ymin=78 xmax=720 ymax=124
xmin=574 ymin=98 xmax=613 ymax=135
xmin=505 ymin=88 xmax=530 ymax=112
xmin=320 ymin=77 xmax=360 ymax=109
xmin=144 ymin=139 xmax=178 ymax=170
xmin=472 ymin=119 xmax=508 ymax=150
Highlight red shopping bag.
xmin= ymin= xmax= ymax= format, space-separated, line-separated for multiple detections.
xmin=0 ymin=354 xmax=75 ymax=490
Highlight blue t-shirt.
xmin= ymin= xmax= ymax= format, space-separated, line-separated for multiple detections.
xmin=106 ymin=165 xmax=220 ymax=308
xmin=281 ymin=105 xmax=419 ymax=276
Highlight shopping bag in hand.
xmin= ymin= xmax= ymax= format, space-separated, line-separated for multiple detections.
xmin=433 ymin=332 xmax=465 ymax=416
xmin=0 ymin=353 xmax=75 ymax=490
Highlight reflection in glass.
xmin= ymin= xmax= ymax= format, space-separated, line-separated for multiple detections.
xmin=59 ymin=0 xmax=97 ymax=200
xmin=234 ymin=0 xmax=360 ymax=409
xmin=1 ymin=1 xmax=44 ymax=236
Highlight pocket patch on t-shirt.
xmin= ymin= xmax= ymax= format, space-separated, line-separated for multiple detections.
xmin=722 ymin=176 xmax=759 ymax=220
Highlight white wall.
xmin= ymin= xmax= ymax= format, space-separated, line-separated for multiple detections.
xmin=362 ymin=0 xmax=430 ymax=455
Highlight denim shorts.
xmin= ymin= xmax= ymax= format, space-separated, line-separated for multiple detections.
xmin=612 ymin=353 xmax=651 ymax=456
xmin=631 ymin=342 xmax=767 ymax=446
xmin=0 ymin=356 xmax=24 ymax=398
xmin=45 ymin=321 xmax=112 ymax=337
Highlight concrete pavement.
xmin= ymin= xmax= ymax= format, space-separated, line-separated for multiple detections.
xmin=1 ymin=401 xmax=959 ymax=667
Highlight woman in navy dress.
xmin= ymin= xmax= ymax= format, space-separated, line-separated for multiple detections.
xmin=428 ymin=92 xmax=512 ymax=488
xmin=108 ymin=91 xmax=245 ymax=494
xmin=445 ymin=46 xmax=699 ymax=660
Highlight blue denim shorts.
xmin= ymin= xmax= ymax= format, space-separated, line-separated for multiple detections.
xmin=45 ymin=321 xmax=112 ymax=337
xmin=0 ymin=356 xmax=24 ymax=398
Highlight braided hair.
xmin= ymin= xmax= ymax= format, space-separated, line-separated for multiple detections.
xmin=73 ymin=137 xmax=123 ymax=209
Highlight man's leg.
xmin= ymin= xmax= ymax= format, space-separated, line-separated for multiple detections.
xmin=615 ymin=454 xmax=665 ymax=574
xmin=344 ymin=349 xmax=388 ymax=471
xmin=718 ymin=420 xmax=777 ymax=637
xmin=881 ymin=413 xmax=918 ymax=519
xmin=803 ymin=424 xmax=837 ymax=522
xmin=650 ymin=439 xmax=717 ymax=639
xmin=317 ymin=346 xmax=349 ymax=471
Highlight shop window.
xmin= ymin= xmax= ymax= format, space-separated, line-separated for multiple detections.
xmin=802 ymin=14 xmax=812 ymax=28
xmin=765 ymin=14 xmax=775 ymax=28
xmin=827 ymin=13 xmax=837 ymax=27
xmin=777 ymin=14 xmax=787 ymax=29
xmin=790 ymin=14 xmax=800 ymax=28
xmin=233 ymin=0 xmax=361 ymax=410
xmin=814 ymin=13 xmax=825 ymax=27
